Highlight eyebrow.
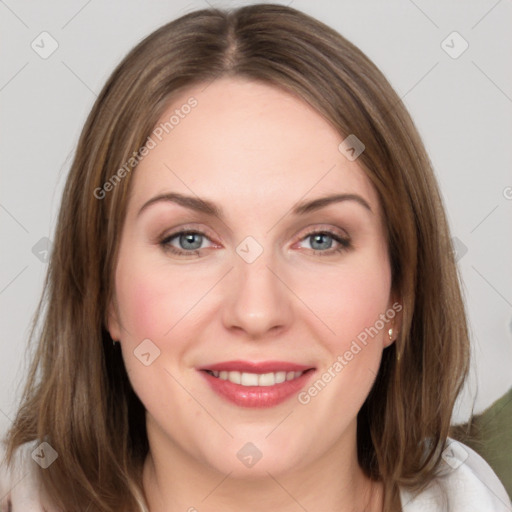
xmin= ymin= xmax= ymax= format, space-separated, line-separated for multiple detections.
xmin=137 ymin=192 xmax=372 ymax=218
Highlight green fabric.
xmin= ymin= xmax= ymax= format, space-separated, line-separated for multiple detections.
xmin=451 ymin=387 xmax=512 ymax=500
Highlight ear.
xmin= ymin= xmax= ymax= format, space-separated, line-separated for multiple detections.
xmin=106 ymin=296 xmax=122 ymax=342
xmin=383 ymin=296 xmax=403 ymax=348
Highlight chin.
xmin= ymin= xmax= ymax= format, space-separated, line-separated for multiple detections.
xmin=199 ymin=439 xmax=304 ymax=478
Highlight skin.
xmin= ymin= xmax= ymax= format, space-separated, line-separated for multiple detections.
xmin=108 ymin=77 xmax=400 ymax=512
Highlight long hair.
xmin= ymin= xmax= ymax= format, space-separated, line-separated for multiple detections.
xmin=3 ymin=4 xmax=470 ymax=511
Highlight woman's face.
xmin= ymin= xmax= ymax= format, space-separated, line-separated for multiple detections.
xmin=108 ymin=77 xmax=398 ymax=477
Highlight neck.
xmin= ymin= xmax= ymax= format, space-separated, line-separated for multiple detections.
xmin=141 ymin=419 xmax=383 ymax=512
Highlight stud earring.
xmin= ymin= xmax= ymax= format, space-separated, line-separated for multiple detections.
xmin=389 ymin=328 xmax=401 ymax=362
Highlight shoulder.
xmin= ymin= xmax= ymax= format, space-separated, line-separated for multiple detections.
xmin=399 ymin=438 xmax=512 ymax=512
xmin=0 ymin=440 xmax=56 ymax=512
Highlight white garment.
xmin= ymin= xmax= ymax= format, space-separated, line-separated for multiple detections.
xmin=1 ymin=438 xmax=511 ymax=511
xmin=0 ymin=440 xmax=48 ymax=511
xmin=399 ymin=439 xmax=511 ymax=511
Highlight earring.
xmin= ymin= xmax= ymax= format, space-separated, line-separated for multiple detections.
xmin=389 ymin=328 xmax=400 ymax=362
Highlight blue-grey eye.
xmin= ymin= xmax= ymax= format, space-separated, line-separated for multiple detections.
xmin=178 ymin=232 xmax=203 ymax=250
xmin=159 ymin=229 xmax=215 ymax=256
xmin=297 ymin=230 xmax=351 ymax=256
xmin=309 ymin=233 xmax=334 ymax=250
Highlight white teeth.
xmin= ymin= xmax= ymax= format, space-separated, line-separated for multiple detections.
xmin=275 ymin=371 xmax=286 ymax=383
xmin=228 ymin=370 xmax=241 ymax=384
xmin=241 ymin=372 xmax=259 ymax=386
xmin=258 ymin=372 xmax=275 ymax=386
xmin=211 ymin=370 xmax=305 ymax=386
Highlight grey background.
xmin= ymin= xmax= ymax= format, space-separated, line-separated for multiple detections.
xmin=1 ymin=0 xmax=511 ymax=440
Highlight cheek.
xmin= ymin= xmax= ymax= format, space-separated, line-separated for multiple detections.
xmin=114 ymin=250 xmax=221 ymax=346
xmin=299 ymin=253 xmax=391 ymax=352
xmin=114 ymin=254 xmax=181 ymax=342
xmin=342 ymin=266 xmax=390 ymax=336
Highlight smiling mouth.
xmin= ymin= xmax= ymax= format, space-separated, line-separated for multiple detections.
xmin=199 ymin=362 xmax=317 ymax=408
xmin=203 ymin=369 xmax=314 ymax=387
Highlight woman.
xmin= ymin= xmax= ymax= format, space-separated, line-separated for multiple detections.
xmin=1 ymin=4 xmax=510 ymax=511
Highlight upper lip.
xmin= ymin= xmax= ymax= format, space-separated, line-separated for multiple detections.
xmin=197 ymin=360 xmax=315 ymax=374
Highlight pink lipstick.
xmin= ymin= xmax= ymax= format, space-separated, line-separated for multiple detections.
xmin=197 ymin=360 xmax=316 ymax=408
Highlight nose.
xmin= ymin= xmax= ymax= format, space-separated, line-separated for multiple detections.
xmin=221 ymin=251 xmax=294 ymax=339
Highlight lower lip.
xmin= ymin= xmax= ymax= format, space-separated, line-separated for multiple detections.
xmin=199 ymin=370 xmax=316 ymax=408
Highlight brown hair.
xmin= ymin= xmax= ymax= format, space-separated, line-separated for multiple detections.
xmin=3 ymin=4 xmax=470 ymax=511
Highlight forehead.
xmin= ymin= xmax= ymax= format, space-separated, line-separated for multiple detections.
xmin=129 ymin=77 xmax=380 ymax=216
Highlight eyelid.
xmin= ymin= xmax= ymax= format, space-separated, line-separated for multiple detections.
xmin=290 ymin=223 xmax=350 ymax=245
xmin=158 ymin=222 xmax=351 ymax=257
xmin=159 ymin=223 xmax=349 ymax=244
xmin=158 ymin=223 xmax=220 ymax=244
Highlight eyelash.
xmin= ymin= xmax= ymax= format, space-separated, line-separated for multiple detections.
xmin=158 ymin=227 xmax=351 ymax=257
